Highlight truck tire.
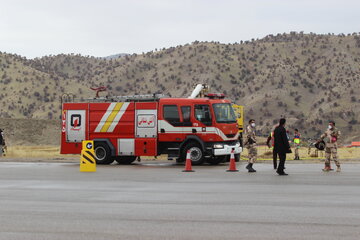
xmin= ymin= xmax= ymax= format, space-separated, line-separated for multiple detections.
xmin=94 ymin=142 xmax=114 ymax=165
xmin=181 ymin=142 xmax=204 ymax=165
xmin=115 ymin=156 xmax=137 ymax=165
xmin=206 ymin=155 xmax=226 ymax=165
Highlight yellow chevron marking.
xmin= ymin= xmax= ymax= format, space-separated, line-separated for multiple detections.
xmin=100 ymin=103 xmax=123 ymax=132
xmin=83 ymin=152 xmax=95 ymax=163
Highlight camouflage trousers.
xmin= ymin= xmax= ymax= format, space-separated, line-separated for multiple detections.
xmin=247 ymin=145 xmax=257 ymax=164
xmin=325 ymin=147 xmax=340 ymax=167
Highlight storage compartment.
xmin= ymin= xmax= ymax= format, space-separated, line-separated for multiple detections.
xmin=135 ymin=138 xmax=157 ymax=156
xmin=118 ymin=139 xmax=135 ymax=155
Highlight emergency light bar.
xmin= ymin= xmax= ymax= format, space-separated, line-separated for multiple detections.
xmin=206 ymin=93 xmax=225 ymax=99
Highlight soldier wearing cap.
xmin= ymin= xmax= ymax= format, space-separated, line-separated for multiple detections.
xmin=317 ymin=121 xmax=341 ymax=172
xmin=245 ymin=119 xmax=257 ymax=172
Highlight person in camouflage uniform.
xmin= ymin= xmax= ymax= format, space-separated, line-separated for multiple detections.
xmin=245 ymin=119 xmax=257 ymax=172
xmin=318 ymin=121 xmax=341 ymax=172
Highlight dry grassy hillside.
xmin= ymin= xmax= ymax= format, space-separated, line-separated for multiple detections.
xmin=1 ymin=32 xmax=360 ymax=143
xmin=0 ymin=118 xmax=59 ymax=146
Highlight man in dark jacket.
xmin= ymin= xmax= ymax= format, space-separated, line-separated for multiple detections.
xmin=274 ymin=118 xmax=291 ymax=175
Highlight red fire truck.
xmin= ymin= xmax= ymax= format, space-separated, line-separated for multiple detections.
xmin=61 ymin=93 xmax=242 ymax=165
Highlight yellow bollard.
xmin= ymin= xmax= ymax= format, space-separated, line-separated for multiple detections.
xmin=80 ymin=140 xmax=96 ymax=172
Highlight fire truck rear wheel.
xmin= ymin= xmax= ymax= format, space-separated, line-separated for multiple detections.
xmin=182 ymin=142 xmax=204 ymax=165
xmin=94 ymin=142 xmax=114 ymax=165
xmin=115 ymin=156 xmax=136 ymax=165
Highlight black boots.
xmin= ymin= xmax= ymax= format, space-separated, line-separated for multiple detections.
xmin=277 ymin=171 xmax=288 ymax=176
xmin=294 ymin=156 xmax=300 ymax=160
xmin=246 ymin=163 xmax=256 ymax=172
xmin=277 ymin=166 xmax=288 ymax=175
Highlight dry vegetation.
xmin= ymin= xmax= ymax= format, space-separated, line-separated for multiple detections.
xmin=1 ymin=32 xmax=360 ymax=143
xmin=4 ymin=146 xmax=68 ymax=159
xmin=0 ymin=118 xmax=60 ymax=146
xmin=242 ymin=146 xmax=360 ymax=161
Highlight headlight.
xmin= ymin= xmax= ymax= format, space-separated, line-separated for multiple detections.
xmin=213 ymin=144 xmax=224 ymax=149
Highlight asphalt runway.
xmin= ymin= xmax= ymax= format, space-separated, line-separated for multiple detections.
xmin=0 ymin=161 xmax=360 ymax=240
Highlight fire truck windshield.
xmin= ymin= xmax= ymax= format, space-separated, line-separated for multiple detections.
xmin=213 ymin=103 xmax=237 ymax=123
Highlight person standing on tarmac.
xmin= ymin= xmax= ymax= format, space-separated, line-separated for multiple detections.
xmin=245 ymin=119 xmax=257 ymax=172
xmin=317 ymin=121 xmax=341 ymax=172
xmin=293 ymin=129 xmax=301 ymax=160
xmin=266 ymin=124 xmax=278 ymax=169
xmin=274 ymin=118 xmax=291 ymax=175
xmin=0 ymin=129 xmax=4 ymax=157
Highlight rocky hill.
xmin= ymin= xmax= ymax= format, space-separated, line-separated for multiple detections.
xmin=0 ymin=118 xmax=60 ymax=146
xmin=1 ymin=32 xmax=360 ymax=143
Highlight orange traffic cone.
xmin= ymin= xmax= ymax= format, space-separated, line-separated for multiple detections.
xmin=226 ymin=150 xmax=239 ymax=172
xmin=182 ymin=150 xmax=195 ymax=172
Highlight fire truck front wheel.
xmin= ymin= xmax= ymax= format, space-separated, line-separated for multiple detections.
xmin=94 ymin=142 xmax=114 ymax=165
xmin=182 ymin=142 xmax=205 ymax=165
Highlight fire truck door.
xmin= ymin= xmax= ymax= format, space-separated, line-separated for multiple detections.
xmin=135 ymin=103 xmax=157 ymax=156
xmin=135 ymin=109 xmax=157 ymax=138
xmin=66 ymin=110 xmax=86 ymax=142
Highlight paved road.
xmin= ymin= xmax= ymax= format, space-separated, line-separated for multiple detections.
xmin=0 ymin=161 xmax=360 ymax=240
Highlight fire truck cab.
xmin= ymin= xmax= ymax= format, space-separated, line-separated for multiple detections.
xmin=61 ymin=94 xmax=242 ymax=165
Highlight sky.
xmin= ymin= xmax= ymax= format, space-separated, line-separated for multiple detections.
xmin=1 ymin=0 xmax=359 ymax=59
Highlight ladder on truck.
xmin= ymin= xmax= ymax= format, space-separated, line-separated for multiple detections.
xmin=62 ymin=93 xmax=166 ymax=103
xmin=87 ymin=94 xmax=166 ymax=102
